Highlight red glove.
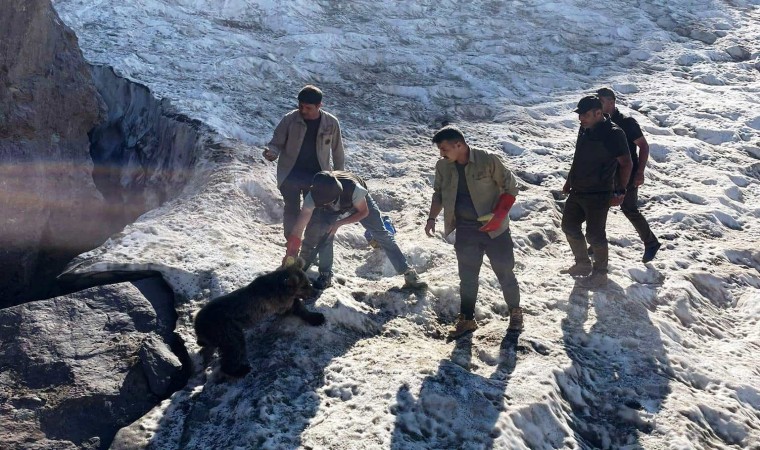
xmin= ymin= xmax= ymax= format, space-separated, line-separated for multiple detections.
xmin=479 ymin=193 xmax=516 ymax=232
xmin=282 ymin=235 xmax=302 ymax=266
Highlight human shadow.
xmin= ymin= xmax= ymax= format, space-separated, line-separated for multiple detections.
xmin=560 ymin=279 xmax=672 ymax=449
xmin=390 ymin=330 xmax=521 ymax=449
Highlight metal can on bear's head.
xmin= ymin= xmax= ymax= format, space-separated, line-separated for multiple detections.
xmin=364 ymin=215 xmax=396 ymax=248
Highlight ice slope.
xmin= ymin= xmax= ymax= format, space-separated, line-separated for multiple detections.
xmin=53 ymin=0 xmax=760 ymax=448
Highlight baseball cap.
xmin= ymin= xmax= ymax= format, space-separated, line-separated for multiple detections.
xmin=310 ymin=172 xmax=343 ymax=206
xmin=595 ymin=87 xmax=616 ymax=99
xmin=573 ymin=95 xmax=603 ymax=114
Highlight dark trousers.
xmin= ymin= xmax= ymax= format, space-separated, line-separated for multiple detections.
xmin=301 ymin=208 xmax=340 ymax=274
xmin=279 ymin=173 xmax=313 ymax=238
xmin=454 ymin=226 xmax=520 ymax=319
xmin=561 ymin=193 xmax=610 ymax=247
xmin=620 ymin=186 xmax=658 ymax=246
xmin=301 ymin=195 xmax=410 ymax=275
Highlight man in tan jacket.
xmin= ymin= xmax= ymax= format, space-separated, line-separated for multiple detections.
xmin=425 ymin=126 xmax=523 ymax=338
xmin=264 ymin=85 xmax=345 ymax=237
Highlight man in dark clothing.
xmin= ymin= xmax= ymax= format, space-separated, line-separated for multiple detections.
xmin=264 ymin=85 xmax=345 ymax=238
xmin=425 ymin=126 xmax=522 ymax=337
xmin=282 ymin=171 xmax=425 ymax=290
xmin=561 ymin=95 xmax=633 ymax=279
xmin=597 ymin=87 xmax=661 ymax=263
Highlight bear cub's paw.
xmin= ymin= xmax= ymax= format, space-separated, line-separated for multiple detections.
xmin=304 ymin=311 xmax=326 ymax=326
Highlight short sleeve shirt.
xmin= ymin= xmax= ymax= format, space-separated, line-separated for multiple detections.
xmin=610 ymin=109 xmax=643 ymax=171
xmin=570 ymin=119 xmax=629 ymax=193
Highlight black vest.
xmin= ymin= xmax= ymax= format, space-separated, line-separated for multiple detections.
xmin=329 ymin=171 xmax=368 ymax=213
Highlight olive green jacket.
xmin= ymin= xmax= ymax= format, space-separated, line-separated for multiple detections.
xmin=433 ymin=147 xmax=519 ymax=238
xmin=267 ymin=109 xmax=345 ymax=187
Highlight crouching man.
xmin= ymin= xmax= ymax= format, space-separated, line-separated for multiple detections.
xmin=425 ymin=126 xmax=523 ymax=339
xmin=283 ymin=170 xmax=426 ymax=290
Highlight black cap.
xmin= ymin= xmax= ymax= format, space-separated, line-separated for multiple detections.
xmin=573 ymin=95 xmax=603 ymax=114
xmin=310 ymin=172 xmax=343 ymax=206
xmin=596 ymin=87 xmax=616 ymax=99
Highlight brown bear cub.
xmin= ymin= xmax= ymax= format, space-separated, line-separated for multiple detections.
xmin=194 ymin=262 xmax=325 ymax=377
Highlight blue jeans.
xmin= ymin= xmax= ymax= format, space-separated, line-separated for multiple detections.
xmin=301 ymin=195 xmax=410 ymax=275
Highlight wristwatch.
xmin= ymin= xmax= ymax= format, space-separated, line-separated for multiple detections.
xmin=613 ymin=189 xmax=627 ymax=196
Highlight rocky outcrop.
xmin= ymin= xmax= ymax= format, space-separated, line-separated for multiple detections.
xmin=0 ymin=280 xmax=189 ymax=450
xmin=87 ymin=65 xmax=204 ymax=226
xmin=0 ymin=0 xmax=206 ymax=306
xmin=0 ymin=0 xmax=107 ymax=306
xmin=725 ymin=44 xmax=751 ymax=62
xmin=0 ymin=2 xmax=207 ymax=446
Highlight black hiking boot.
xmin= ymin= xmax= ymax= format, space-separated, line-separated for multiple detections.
xmin=313 ymin=272 xmax=333 ymax=290
xmin=642 ymin=242 xmax=661 ymax=263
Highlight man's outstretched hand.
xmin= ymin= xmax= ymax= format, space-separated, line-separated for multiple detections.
xmin=610 ymin=191 xmax=626 ymax=207
xmin=425 ymin=218 xmax=436 ymax=237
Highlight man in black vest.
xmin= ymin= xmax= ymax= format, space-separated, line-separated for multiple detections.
xmin=561 ymin=96 xmax=633 ymax=280
xmin=283 ymin=171 xmax=426 ymax=290
xmin=596 ymin=87 xmax=661 ymax=263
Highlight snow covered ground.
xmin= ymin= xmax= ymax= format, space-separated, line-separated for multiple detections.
xmin=53 ymin=0 xmax=760 ymax=448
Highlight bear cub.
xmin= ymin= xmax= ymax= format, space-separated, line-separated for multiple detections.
xmin=194 ymin=262 xmax=325 ymax=377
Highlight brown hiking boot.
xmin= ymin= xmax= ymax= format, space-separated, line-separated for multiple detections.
xmin=584 ymin=268 xmax=608 ymax=288
xmin=448 ymin=314 xmax=477 ymax=339
xmin=560 ymin=262 xmax=592 ymax=276
xmin=508 ymin=307 xmax=524 ymax=331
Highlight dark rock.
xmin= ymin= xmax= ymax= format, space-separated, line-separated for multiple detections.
xmin=0 ymin=282 xmax=187 ymax=450
xmin=0 ymin=0 xmax=206 ymax=307
xmin=690 ymin=29 xmax=718 ymax=45
xmin=0 ymin=0 xmax=107 ymax=306
xmin=527 ymin=231 xmax=548 ymax=250
xmin=138 ymin=336 xmax=183 ymax=397
xmin=87 ymin=65 xmax=204 ymax=225
xmin=725 ymin=45 xmax=751 ymax=62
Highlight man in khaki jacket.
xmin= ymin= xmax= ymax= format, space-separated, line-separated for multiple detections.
xmin=425 ymin=126 xmax=522 ymax=338
xmin=264 ymin=85 xmax=345 ymax=237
